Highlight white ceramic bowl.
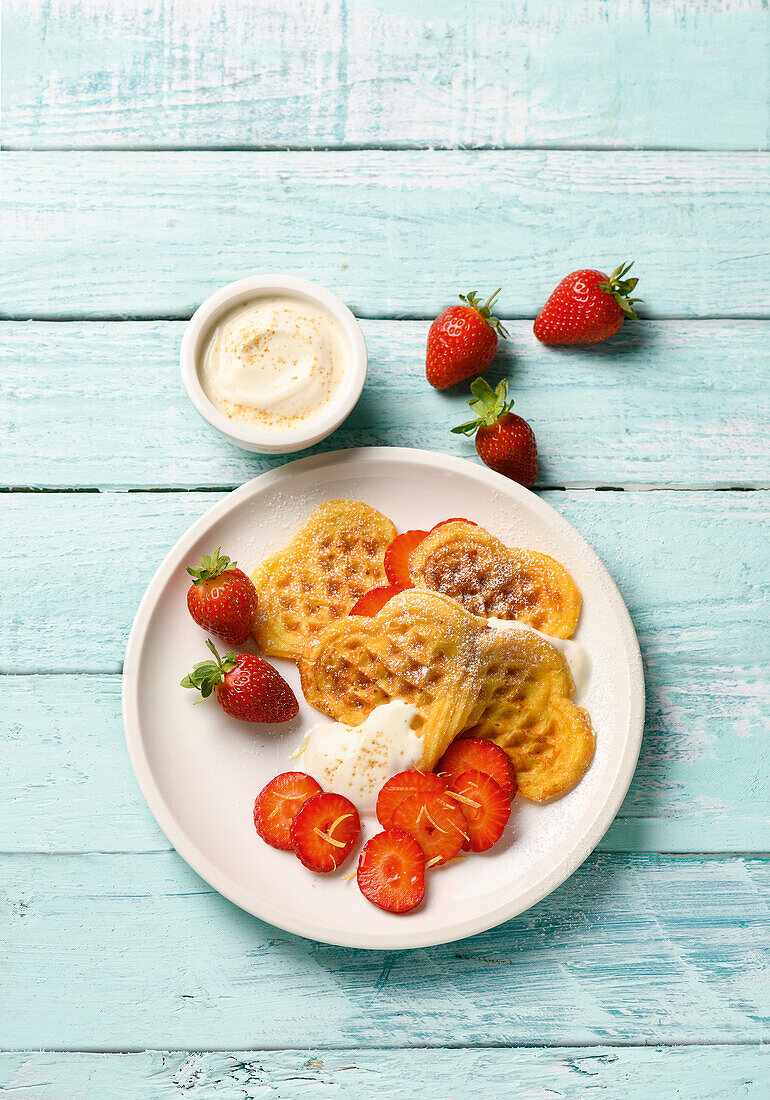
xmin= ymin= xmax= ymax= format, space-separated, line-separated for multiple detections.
xmin=180 ymin=275 xmax=367 ymax=454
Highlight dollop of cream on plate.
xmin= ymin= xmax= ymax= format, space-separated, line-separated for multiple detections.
xmin=292 ymin=701 xmax=424 ymax=814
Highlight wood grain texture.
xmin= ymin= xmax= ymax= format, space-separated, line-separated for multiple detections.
xmin=3 ymin=1 xmax=769 ymax=1080
xmin=2 ymin=490 xmax=768 ymax=853
xmin=0 ymin=1046 xmax=767 ymax=1098
xmin=2 ymin=666 xmax=768 ymax=856
xmin=3 ymin=0 xmax=769 ymax=151
xmin=4 ymin=489 xmax=767 ymax=672
xmin=0 ymin=852 xmax=767 ymax=1048
xmin=3 ymin=151 xmax=769 ymax=318
xmin=2 ymin=320 xmax=768 ymax=489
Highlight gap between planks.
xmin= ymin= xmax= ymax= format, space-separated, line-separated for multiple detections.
xmin=1 ymin=485 xmax=767 ymax=494
xmin=0 ymin=1040 xmax=767 ymax=1055
xmin=5 ymin=144 xmax=770 ymax=154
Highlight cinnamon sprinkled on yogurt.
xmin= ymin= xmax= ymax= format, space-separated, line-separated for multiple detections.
xmin=200 ymin=295 xmax=349 ymax=430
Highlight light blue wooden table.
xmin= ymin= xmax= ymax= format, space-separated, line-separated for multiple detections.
xmin=1 ymin=2 xmax=769 ymax=1096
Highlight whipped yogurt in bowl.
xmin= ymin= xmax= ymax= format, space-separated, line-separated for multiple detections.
xmin=181 ymin=275 xmax=367 ymax=453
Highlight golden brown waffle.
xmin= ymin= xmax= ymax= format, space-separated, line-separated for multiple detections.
xmin=251 ymin=500 xmax=396 ymax=660
xmin=299 ymin=588 xmax=594 ymax=798
xmin=467 ymin=629 xmax=595 ymax=802
xmin=298 ymin=590 xmax=486 ymax=769
xmin=409 ymin=521 xmax=581 ymax=639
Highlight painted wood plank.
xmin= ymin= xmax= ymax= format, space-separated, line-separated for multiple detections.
xmin=2 ymin=320 xmax=767 ymax=489
xmin=1 ymin=1045 xmax=767 ymax=1099
xmin=3 ymin=151 xmax=769 ymax=319
xmin=3 ymin=489 xmax=766 ymax=672
xmin=3 ymin=664 xmax=767 ymax=856
xmin=0 ymin=852 xmax=766 ymax=1048
xmin=1 ymin=491 xmax=767 ymax=854
xmin=3 ymin=0 xmax=769 ymax=151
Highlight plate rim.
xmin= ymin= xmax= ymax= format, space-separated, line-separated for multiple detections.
xmin=122 ymin=447 xmax=645 ymax=950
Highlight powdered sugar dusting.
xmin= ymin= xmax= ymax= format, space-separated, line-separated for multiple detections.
xmin=159 ymin=450 xmax=642 ymax=938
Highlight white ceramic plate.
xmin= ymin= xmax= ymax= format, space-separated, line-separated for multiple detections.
xmin=123 ymin=448 xmax=644 ymax=950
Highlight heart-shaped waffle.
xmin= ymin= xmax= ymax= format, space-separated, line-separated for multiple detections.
xmin=251 ymin=500 xmax=396 ymax=659
xmin=468 ymin=629 xmax=595 ymax=801
xmin=298 ymin=589 xmax=486 ymax=769
xmin=409 ymin=521 xmax=581 ymax=639
xmin=299 ymin=588 xmax=594 ymax=797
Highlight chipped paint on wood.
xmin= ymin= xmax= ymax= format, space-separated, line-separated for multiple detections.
xmin=0 ymin=1045 xmax=767 ymax=1098
xmin=0 ymin=320 xmax=768 ymax=489
xmin=2 ymin=151 xmax=769 ymax=318
xmin=0 ymin=852 xmax=767 ymax=1048
xmin=3 ymin=0 xmax=769 ymax=150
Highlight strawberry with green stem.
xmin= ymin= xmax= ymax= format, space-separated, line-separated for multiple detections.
xmin=426 ymin=289 xmax=509 ymax=390
xmin=186 ymin=547 xmax=258 ymax=645
xmin=534 ymin=262 xmax=642 ymax=346
xmin=452 ymin=378 xmax=538 ymax=487
xmin=181 ymin=639 xmax=298 ymax=723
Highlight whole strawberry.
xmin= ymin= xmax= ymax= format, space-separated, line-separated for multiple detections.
xmin=534 ymin=262 xmax=642 ymax=346
xmin=181 ymin=639 xmax=299 ymax=723
xmin=186 ymin=547 xmax=258 ymax=645
xmin=426 ymin=289 xmax=509 ymax=390
xmin=452 ymin=378 xmax=537 ymax=487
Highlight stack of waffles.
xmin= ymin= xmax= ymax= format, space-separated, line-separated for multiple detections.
xmin=252 ymin=501 xmax=595 ymax=802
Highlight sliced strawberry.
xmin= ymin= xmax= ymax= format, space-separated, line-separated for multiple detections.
xmin=376 ymin=769 xmax=448 ymax=829
xmin=349 ymin=585 xmax=405 ymax=616
xmin=253 ymin=772 xmax=322 ymax=851
xmin=392 ymin=792 xmax=467 ymax=866
xmin=291 ymin=792 xmax=360 ymax=872
xmin=357 ymin=829 xmax=426 ymax=913
xmin=429 ymin=518 xmax=479 ymax=533
xmin=384 ymin=530 xmax=428 ymax=587
xmin=437 ymin=737 xmax=517 ymax=801
xmin=450 ymin=769 xmax=511 ymax=852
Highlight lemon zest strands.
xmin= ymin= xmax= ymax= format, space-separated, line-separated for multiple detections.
xmin=289 ymin=733 xmax=310 ymax=760
xmin=314 ymin=814 xmax=354 ymax=849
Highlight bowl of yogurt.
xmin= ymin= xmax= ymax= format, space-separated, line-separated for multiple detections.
xmin=180 ymin=275 xmax=367 ymax=453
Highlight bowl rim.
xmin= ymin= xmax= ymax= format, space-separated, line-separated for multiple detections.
xmin=180 ymin=274 xmax=367 ymax=454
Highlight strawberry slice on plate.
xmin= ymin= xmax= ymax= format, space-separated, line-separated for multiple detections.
xmin=450 ymin=769 xmax=511 ymax=852
xmin=357 ymin=829 xmax=426 ymax=913
xmin=349 ymin=585 xmax=405 ymax=616
xmin=437 ymin=738 xmax=517 ymax=801
xmin=291 ymin=792 xmax=360 ymax=872
xmin=384 ymin=530 xmax=428 ymax=587
xmin=429 ymin=518 xmax=478 ymax=533
xmin=376 ymin=769 xmax=448 ymax=829
xmin=253 ymin=772 xmax=322 ymax=851
xmin=392 ymin=791 xmax=468 ymax=866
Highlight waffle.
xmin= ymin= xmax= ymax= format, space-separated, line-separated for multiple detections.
xmin=251 ymin=500 xmax=396 ymax=660
xmin=467 ymin=628 xmax=595 ymax=801
xmin=408 ymin=521 xmax=581 ymax=639
xmin=298 ymin=590 xmax=486 ymax=769
xmin=299 ymin=587 xmax=594 ymax=798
